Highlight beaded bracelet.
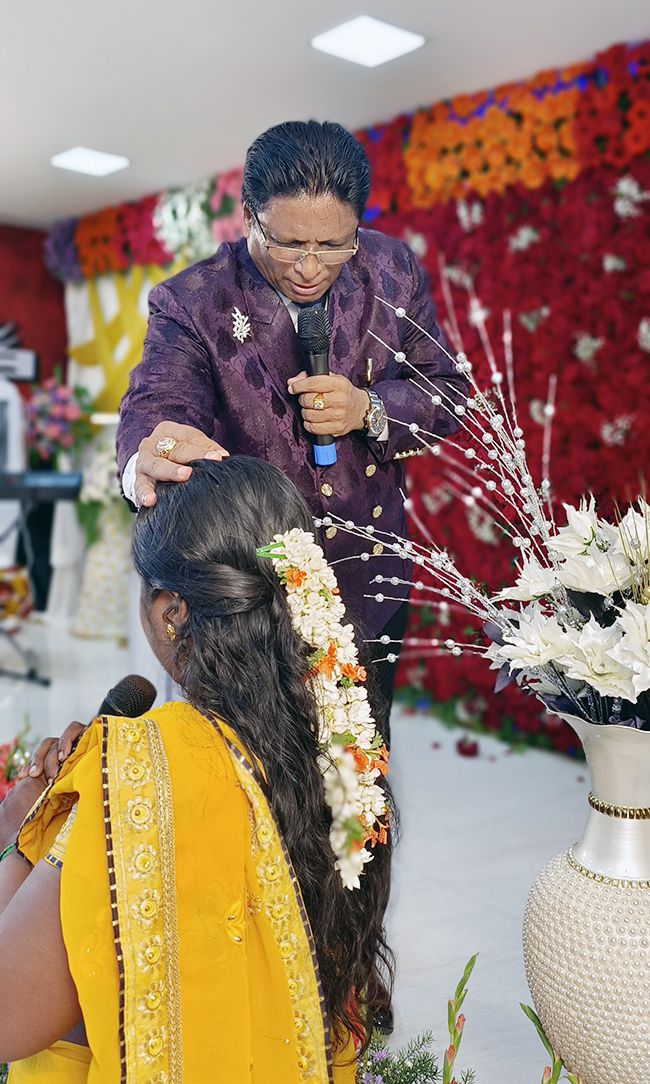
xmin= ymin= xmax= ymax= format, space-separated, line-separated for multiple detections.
xmin=0 ymin=842 xmax=17 ymax=863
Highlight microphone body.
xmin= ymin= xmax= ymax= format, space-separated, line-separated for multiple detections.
xmin=297 ymin=308 xmax=337 ymax=467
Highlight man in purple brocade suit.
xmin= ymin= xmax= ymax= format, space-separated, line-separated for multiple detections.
xmin=117 ymin=121 xmax=468 ymax=737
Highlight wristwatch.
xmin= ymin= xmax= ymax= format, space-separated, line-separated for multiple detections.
xmin=364 ymin=388 xmax=388 ymax=439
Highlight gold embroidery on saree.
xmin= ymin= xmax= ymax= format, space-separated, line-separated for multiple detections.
xmin=226 ymin=740 xmax=333 ymax=1084
xmin=44 ymin=802 xmax=78 ymax=868
xmin=106 ymin=716 xmax=183 ymax=1084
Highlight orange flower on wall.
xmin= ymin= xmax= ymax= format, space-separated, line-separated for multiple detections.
xmin=404 ymin=83 xmax=580 ymax=207
xmin=75 ymin=208 xmax=128 ymax=278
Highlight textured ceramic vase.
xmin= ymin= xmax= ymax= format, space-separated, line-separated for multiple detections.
xmin=523 ymin=715 xmax=650 ymax=1084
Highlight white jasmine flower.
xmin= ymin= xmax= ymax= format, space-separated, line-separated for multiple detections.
xmin=265 ymin=528 xmax=389 ymax=889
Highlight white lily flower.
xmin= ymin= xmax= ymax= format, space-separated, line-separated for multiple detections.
xmin=493 ymin=556 xmax=559 ymax=601
xmin=554 ymin=550 xmax=633 ymax=596
xmin=615 ymin=501 xmax=650 ymax=567
xmin=557 ymin=617 xmax=637 ymax=700
xmin=493 ymin=603 xmax=572 ymax=671
xmin=608 ymin=601 xmax=650 ymax=698
xmin=548 ymin=497 xmax=617 ymax=558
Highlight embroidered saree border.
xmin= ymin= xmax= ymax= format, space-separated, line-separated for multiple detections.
xmin=224 ymin=735 xmax=334 ymax=1084
xmin=104 ymin=715 xmax=183 ymax=1084
xmin=44 ymin=803 xmax=78 ymax=868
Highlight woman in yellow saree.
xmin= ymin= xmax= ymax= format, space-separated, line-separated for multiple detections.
xmin=0 ymin=457 xmax=393 ymax=1084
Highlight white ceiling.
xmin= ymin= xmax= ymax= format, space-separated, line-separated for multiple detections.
xmin=1 ymin=0 xmax=649 ymax=228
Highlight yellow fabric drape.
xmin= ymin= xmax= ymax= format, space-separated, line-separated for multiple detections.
xmin=67 ymin=260 xmax=187 ymax=411
xmin=9 ymin=703 xmax=356 ymax=1084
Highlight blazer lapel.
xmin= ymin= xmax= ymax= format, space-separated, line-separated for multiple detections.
xmin=326 ymin=262 xmax=365 ymax=384
xmin=236 ymin=245 xmax=305 ymax=397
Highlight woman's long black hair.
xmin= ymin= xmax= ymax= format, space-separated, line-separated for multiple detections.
xmin=132 ymin=457 xmax=393 ymax=1049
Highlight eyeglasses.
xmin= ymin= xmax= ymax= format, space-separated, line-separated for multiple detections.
xmin=253 ymin=213 xmax=358 ymax=266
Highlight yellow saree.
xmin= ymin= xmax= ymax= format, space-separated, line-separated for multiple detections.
xmin=9 ymin=702 xmax=356 ymax=1084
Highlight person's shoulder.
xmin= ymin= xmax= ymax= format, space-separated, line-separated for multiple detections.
xmin=150 ymin=239 xmax=244 ymax=302
xmin=354 ymin=228 xmax=416 ymax=280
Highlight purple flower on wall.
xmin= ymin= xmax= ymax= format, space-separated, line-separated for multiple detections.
xmin=43 ymin=217 xmax=83 ymax=283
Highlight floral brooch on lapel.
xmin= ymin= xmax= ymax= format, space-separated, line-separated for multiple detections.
xmin=231 ymin=307 xmax=251 ymax=344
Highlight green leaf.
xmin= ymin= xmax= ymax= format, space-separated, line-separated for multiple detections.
xmin=521 ymin=1003 xmax=554 ymax=1059
xmin=454 ymin=955 xmax=478 ymax=1003
xmin=255 ymin=542 xmax=283 ymax=559
xmin=75 ymin=498 xmax=103 ymax=547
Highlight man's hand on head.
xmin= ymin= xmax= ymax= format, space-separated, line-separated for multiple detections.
xmin=288 ymin=372 xmax=369 ymax=438
xmin=134 ymin=422 xmax=229 ymax=508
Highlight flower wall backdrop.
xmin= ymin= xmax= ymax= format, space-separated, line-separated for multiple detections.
xmin=44 ymin=40 xmax=650 ymax=752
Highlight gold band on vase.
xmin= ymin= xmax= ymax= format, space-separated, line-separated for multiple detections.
xmin=567 ymin=849 xmax=650 ymax=890
xmin=588 ymin=792 xmax=650 ymax=820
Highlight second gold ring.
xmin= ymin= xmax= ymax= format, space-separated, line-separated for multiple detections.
xmin=313 ymin=393 xmax=325 ymax=411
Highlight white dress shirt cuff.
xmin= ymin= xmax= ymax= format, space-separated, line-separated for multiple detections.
xmin=122 ymin=452 xmax=139 ymax=506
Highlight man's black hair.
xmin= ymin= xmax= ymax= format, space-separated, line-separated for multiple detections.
xmin=242 ymin=120 xmax=370 ymax=220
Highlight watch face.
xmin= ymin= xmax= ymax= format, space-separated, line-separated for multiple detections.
xmin=367 ymin=405 xmax=387 ymax=437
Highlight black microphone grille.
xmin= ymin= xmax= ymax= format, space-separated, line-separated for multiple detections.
xmin=297 ymin=307 xmax=330 ymax=352
xmin=98 ymin=674 xmax=157 ymax=719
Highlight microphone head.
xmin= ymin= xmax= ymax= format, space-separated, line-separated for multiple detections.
xmin=98 ymin=674 xmax=157 ymax=719
xmin=297 ymin=306 xmax=330 ymax=353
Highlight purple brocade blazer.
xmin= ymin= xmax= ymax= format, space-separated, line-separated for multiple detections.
xmin=117 ymin=231 xmax=467 ymax=637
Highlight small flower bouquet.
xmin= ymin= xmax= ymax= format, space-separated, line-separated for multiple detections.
xmin=76 ymin=440 xmax=128 ymax=547
xmin=24 ymin=378 xmax=93 ymax=467
xmin=485 ymin=495 xmax=650 ymax=728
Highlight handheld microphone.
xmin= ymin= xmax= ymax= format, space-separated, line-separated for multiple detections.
xmin=96 ymin=674 xmax=157 ymax=719
xmin=49 ymin=676 xmax=157 ymax=780
xmin=297 ymin=307 xmax=337 ymax=467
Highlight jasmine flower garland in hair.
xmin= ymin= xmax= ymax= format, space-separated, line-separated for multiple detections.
xmin=257 ymin=528 xmax=390 ymax=890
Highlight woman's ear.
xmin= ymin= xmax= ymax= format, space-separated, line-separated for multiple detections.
xmin=161 ymin=594 xmax=188 ymax=638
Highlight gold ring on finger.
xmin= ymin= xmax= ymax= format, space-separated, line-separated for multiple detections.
xmin=313 ymin=393 xmax=325 ymax=411
xmin=156 ymin=436 xmax=179 ymax=459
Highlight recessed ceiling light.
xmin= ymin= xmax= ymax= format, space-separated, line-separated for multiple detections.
xmin=50 ymin=146 xmax=130 ymax=176
xmin=311 ymin=16 xmax=424 ymax=68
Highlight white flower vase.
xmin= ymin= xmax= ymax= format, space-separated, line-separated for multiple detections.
xmin=523 ymin=714 xmax=650 ymax=1084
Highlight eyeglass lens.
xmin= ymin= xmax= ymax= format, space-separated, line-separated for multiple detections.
xmin=266 ymin=246 xmax=355 ymax=266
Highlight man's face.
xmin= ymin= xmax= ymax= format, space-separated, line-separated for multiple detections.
xmin=242 ymin=193 xmax=358 ymax=304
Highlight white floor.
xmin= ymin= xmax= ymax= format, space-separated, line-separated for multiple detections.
xmin=0 ymin=620 xmax=591 ymax=1081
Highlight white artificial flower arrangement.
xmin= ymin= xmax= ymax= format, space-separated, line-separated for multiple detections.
xmin=325 ymin=284 xmax=650 ymax=732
